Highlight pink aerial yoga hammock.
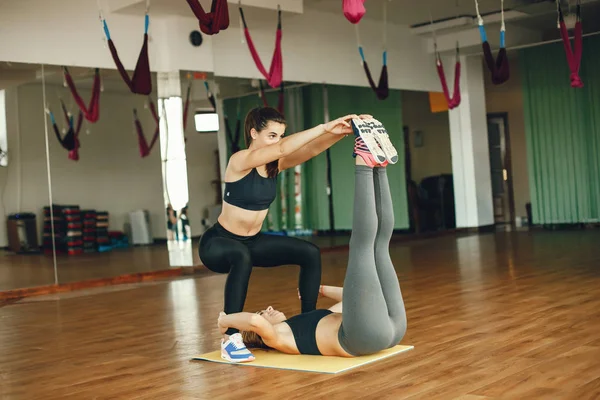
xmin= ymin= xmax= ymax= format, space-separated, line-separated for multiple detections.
xmin=47 ymin=100 xmax=84 ymax=161
xmin=475 ymin=0 xmax=509 ymax=85
xmin=133 ymin=98 xmax=160 ymax=158
xmin=557 ymin=0 xmax=583 ymax=88
xmin=63 ymin=67 xmax=101 ymax=123
xmin=435 ymin=45 xmax=461 ymax=109
xmin=186 ymin=0 xmax=230 ymax=35
xmin=343 ymin=0 xmax=366 ymax=24
xmin=239 ymin=6 xmax=283 ymax=89
xmin=102 ymin=12 xmax=152 ymax=95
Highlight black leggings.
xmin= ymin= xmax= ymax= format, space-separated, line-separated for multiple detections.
xmin=198 ymin=222 xmax=322 ymax=335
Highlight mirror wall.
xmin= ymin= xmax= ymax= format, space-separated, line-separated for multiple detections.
xmin=0 ymin=61 xmax=222 ymax=294
xmin=0 ymin=62 xmax=57 ymax=292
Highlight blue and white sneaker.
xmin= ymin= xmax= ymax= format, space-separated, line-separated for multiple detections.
xmin=221 ymin=333 xmax=255 ymax=363
xmin=366 ymin=118 xmax=398 ymax=164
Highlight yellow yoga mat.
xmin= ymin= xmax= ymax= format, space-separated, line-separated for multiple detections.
xmin=192 ymin=344 xmax=414 ymax=374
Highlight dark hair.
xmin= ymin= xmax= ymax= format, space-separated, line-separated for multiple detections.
xmin=244 ymin=107 xmax=286 ymax=178
xmin=241 ymin=330 xmax=271 ymax=350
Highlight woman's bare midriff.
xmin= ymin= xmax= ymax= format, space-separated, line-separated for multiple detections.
xmin=272 ymin=313 xmax=353 ymax=358
xmin=218 ymin=203 xmax=268 ymax=236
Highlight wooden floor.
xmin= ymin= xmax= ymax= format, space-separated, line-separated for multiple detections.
xmin=2 ymin=230 xmax=600 ymax=399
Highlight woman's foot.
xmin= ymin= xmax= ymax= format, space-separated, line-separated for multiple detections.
xmin=221 ymin=333 xmax=255 ymax=362
xmin=352 ymin=118 xmax=387 ymax=166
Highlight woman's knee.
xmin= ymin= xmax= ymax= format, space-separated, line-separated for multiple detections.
xmin=299 ymin=242 xmax=322 ymax=267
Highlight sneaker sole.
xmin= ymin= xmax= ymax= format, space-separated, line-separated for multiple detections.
xmin=366 ymin=118 xmax=398 ymax=164
xmin=352 ymin=118 xmax=387 ymax=163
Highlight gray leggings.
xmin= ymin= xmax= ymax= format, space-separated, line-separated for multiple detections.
xmin=338 ymin=165 xmax=407 ymax=356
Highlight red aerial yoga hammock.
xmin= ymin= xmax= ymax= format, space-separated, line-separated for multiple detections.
xmin=343 ymin=0 xmax=366 ymax=24
xmin=475 ymin=0 xmax=509 ymax=85
xmin=355 ymin=1 xmax=389 ymax=100
xmin=557 ymin=0 xmax=583 ymax=88
xmin=63 ymin=67 xmax=101 ymax=123
xmin=133 ymin=98 xmax=160 ymax=158
xmin=102 ymin=11 xmax=152 ymax=95
xmin=185 ymin=0 xmax=230 ymax=35
xmin=47 ymin=100 xmax=84 ymax=161
xmin=435 ymin=44 xmax=462 ymax=109
xmin=239 ymin=5 xmax=283 ymax=89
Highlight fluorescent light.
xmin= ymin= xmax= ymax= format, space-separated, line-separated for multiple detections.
xmin=195 ymin=112 xmax=219 ymax=133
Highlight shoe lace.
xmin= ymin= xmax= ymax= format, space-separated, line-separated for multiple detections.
xmin=230 ymin=334 xmax=246 ymax=350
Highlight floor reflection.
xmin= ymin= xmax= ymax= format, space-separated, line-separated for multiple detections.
xmin=167 ymin=239 xmax=194 ymax=267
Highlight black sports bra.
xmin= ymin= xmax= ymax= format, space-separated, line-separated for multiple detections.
xmin=223 ymin=168 xmax=277 ymax=211
xmin=284 ymin=309 xmax=333 ymax=355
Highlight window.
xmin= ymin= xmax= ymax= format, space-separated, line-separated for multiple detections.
xmin=194 ymin=111 xmax=219 ymax=133
xmin=0 ymin=90 xmax=7 ymax=167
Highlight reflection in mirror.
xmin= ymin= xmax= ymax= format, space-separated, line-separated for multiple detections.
xmin=40 ymin=64 xmax=173 ymax=284
xmin=0 ymin=63 xmax=57 ymax=293
xmin=178 ymin=72 xmax=221 ymax=267
xmin=157 ymin=81 xmax=193 ymax=267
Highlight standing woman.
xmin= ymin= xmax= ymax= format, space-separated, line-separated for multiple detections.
xmin=199 ymin=106 xmax=365 ymax=362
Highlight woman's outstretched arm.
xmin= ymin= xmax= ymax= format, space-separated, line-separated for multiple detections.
xmin=230 ymin=115 xmax=358 ymax=173
xmin=279 ymin=114 xmax=373 ymax=171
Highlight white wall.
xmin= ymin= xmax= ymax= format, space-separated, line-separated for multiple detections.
xmin=0 ymin=0 xmax=214 ymax=73
xmin=0 ymin=81 xmax=218 ymax=247
xmin=0 ymin=0 xmax=441 ymax=92
xmin=212 ymin=8 xmax=441 ymax=92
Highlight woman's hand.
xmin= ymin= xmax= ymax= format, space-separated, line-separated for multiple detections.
xmin=358 ymin=114 xmax=373 ymax=120
xmin=323 ymin=114 xmax=359 ymax=135
xmin=217 ymin=311 xmax=228 ymax=335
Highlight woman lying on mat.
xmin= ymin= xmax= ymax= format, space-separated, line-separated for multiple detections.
xmin=217 ymin=124 xmax=406 ymax=359
xmin=200 ymin=106 xmax=374 ymax=362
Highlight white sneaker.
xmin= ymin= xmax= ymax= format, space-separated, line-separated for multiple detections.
xmin=366 ymin=118 xmax=398 ymax=164
xmin=221 ymin=333 xmax=255 ymax=363
xmin=351 ymin=118 xmax=387 ymax=164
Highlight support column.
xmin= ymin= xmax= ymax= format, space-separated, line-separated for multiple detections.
xmin=448 ymin=55 xmax=494 ymax=228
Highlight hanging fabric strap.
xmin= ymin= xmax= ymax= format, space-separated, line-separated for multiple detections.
xmin=557 ymin=0 xmax=583 ymax=88
xmin=204 ymin=80 xmax=217 ymax=111
xmin=436 ymin=45 xmax=462 ymax=109
xmin=101 ymin=6 xmax=152 ymax=95
xmin=258 ymin=80 xmax=285 ymax=115
xmin=186 ymin=0 xmax=230 ymax=35
xmin=183 ymin=80 xmax=192 ymax=131
xmin=225 ymin=99 xmax=242 ymax=154
xmin=63 ymin=67 xmax=102 ymax=123
xmin=476 ymin=0 xmax=509 ymax=85
xmin=47 ymin=100 xmax=84 ymax=157
xmin=134 ymin=98 xmax=160 ymax=158
xmin=355 ymin=1 xmax=389 ymax=100
xmin=343 ymin=0 xmax=366 ymax=24
xmin=239 ymin=6 xmax=283 ymax=89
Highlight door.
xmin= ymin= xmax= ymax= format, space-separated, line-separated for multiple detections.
xmin=487 ymin=115 xmax=515 ymax=227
